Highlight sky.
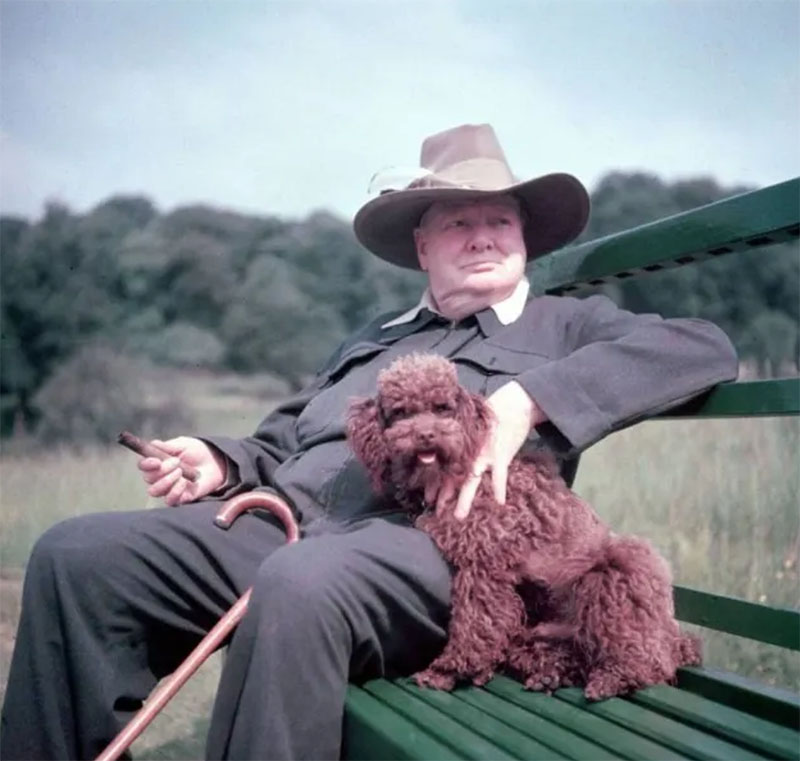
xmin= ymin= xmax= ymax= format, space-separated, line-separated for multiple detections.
xmin=2 ymin=0 xmax=799 ymax=223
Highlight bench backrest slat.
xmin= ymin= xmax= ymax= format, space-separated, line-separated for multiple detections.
xmin=661 ymin=378 xmax=800 ymax=418
xmin=530 ymin=178 xmax=799 ymax=295
xmin=674 ymin=586 xmax=800 ymax=650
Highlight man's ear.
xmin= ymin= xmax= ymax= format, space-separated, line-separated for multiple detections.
xmin=346 ymin=397 xmax=390 ymax=493
xmin=413 ymin=227 xmax=429 ymax=271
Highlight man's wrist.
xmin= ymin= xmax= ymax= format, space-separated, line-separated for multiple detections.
xmin=530 ymin=398 xmax=548 ymax=427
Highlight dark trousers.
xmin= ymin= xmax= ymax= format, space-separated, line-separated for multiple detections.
xmin=0 ymin=502 xmax=452 ymax=760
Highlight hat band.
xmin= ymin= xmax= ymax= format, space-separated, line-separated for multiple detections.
xmin=409 ymin=158 xmax=516 ymax=191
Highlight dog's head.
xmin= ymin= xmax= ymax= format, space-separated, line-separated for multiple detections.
xmin=347 ymin=354 xmax=492 ymax=510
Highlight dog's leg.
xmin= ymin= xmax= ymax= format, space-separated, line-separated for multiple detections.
xmin=570 ymin=535 xmax=689 ymax=700
xmin=506 ymin=630 xmax=582 ymax=694
xmin=414 ymin=566 xmax=524 ymax=690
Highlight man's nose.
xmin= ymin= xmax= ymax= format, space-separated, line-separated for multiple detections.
xmin=467 ymin=228 xmax=493 ymax=251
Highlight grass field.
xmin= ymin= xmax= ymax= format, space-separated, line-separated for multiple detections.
xmin=1 ymin=372 xmax=798 ymax=756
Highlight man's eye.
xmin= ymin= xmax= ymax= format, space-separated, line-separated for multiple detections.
xmin=433 ymin=403 xmax=452 ymax=414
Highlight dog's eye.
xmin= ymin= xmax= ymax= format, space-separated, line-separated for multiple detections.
xmin=386 ymin=407 xmax=408 ymax=423
xmin=433 ymin=402 xmax=452 ymax=415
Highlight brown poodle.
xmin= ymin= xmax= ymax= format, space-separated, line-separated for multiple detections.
xmin=347 ymin=353 xmax=700 ymax=699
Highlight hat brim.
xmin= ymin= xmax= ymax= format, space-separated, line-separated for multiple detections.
xmin=353 ymin=173 xmax=590 ymax=270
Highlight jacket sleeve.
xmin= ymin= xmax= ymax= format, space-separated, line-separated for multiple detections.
xmin=515 ymin=294 xmax=739 ymax=456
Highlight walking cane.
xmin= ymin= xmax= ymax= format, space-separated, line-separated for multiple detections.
xmin=98 ymin=436 xmax=300 ymax=761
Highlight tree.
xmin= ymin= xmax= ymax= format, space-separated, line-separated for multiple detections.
xmin=1 ymin=202 xmax=126 ymax=432
xmin=221 ymin=257 xmax=347 ymax=388
xmin=32 ymin=343 xmax=191 ymax=445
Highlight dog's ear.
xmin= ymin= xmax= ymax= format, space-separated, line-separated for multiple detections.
xmin=456 ymin=388 xmax=494 ymax=461
xmin=346 ymin=397 xmax=390 ymax=493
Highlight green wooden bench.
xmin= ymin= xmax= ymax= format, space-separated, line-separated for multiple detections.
xmin=342 ymin=178 xmax=800 ymax=760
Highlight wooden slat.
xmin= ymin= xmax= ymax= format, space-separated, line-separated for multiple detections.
xmin=396 ymin=681 xmax=570 ymax=760
xmin=629 ymin=684 xmax=800 ymax=760
xmin=678 ymin=666 xmax=800 ymax=730
xmin=344 ymin=686 xmax=460 ymax=760
xmin=363 ymin=680 xmax=517 ymax=760
xmin=555 ymin=687 xmax=769 ymax=761
xmin=661 ymin=379 xmax=800 ymax=418
xmin=530 ymin=178 xmax=800 ymax=295
xmin=453 ymin=685 xmax=614 ymax=760
xmin=485 ymin=676 xmax=691 ymax=760
xmin=674 ymin=586 xmax=800 ymax=650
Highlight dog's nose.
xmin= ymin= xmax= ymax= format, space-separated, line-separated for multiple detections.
xmin=417 ymin=429 xmax=435 ymax=445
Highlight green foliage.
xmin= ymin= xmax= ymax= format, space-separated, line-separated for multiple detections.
xmin=1 ymin=172 xmax=797 ymax=443
xmin=221 ymin=257 xmax=347 ymax=387
xmin=578 ymin=173 xmax=799 ymax=372
xmin=1 ymin=202 xmax=129 ymax=433
xmin=125 ymin=321 xmax=226 ymax=369
xmin=32 ymin=344 xmax=191 ymax=446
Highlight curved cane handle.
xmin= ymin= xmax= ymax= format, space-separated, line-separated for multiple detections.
xmin=214 ymin=490 xmax=300 ymax=543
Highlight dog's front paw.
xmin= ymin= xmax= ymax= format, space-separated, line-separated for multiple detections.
xmin=584 ymin=671 xmax=634 ymax=701
xmin=523 ymin=673 xmax=564 ymax=694
xmin=413 ymin=668 xmax=456 ymax=691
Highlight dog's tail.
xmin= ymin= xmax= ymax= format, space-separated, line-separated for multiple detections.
xmin=675 ymin=632 xmax=702 ymax=667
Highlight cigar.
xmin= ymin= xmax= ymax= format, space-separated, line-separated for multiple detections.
xmin=117 ymin=431 xmax=200 ymax=483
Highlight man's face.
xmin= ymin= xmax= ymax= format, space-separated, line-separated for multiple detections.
xmin=413 ymin=197 xmax=527 ymax=310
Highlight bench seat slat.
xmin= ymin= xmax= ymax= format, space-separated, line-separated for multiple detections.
xmin=395 ymin=680 xmax=571 ymax=760
xmin=555 ymin=687 xmax=769 ymax=761
xmin=678 ymin=666 xmax=800 ymax=729
xmin=629 ymin=684 xmax=800 ymax=760
xmin=452 ymin=686 xmax=619 ymax=760
xmin=485 ymin=676 xmax=692 ymax=760
xmin=362 ymin=680 xmax=518 ymax=760
xmin=345 ymin=675 xmax=800 ymax=761
xmin=344 ymin=686 xmax=461 ymax=760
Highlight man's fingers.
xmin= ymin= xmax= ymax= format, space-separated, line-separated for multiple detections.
xmin=137 ymin=456 xmax=165 ymax=482
xmin=492 ymin=460 xmax=509 ymax=505
xmin=151 ymin=438 xmax=184 ymax=456
xmin=454 ymin=475 xmax=480 ymax=521
xmin=165 ymin=477 xmax=191 ymax=507
xmin=147 ymin=465 xmax=182 ymax=497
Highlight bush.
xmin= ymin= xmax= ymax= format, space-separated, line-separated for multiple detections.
xmin=127 ymin=321 xmax=226 ymax=369
xmin=32 ymin=345 xmax=192 ymax=446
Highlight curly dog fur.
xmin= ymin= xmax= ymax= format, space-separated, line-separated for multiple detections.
xmin=347 ymin=353 xmax=700 ymax=699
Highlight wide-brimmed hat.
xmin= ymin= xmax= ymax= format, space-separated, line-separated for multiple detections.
xmin=354 ymin=123 xmax=590 ymax=269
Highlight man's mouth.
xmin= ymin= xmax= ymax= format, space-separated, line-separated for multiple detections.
xmin=416 ymin=450 xmax=438 ymax=465
xmin=461 ymin=259 xmax=501 ymax=271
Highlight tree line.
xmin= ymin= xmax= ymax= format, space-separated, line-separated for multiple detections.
xmin=1 ymin=172 xmax=797 ymax=442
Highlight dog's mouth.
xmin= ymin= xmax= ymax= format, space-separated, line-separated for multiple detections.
xmin=416 ymin=450 xmax=439 ymax=466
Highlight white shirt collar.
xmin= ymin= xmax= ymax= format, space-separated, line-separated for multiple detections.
xmin=381 ymin=278 xmax=530 ymax=329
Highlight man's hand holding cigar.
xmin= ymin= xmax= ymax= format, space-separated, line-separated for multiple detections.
xmin=135 ymin=436 xmax=228 ymax=506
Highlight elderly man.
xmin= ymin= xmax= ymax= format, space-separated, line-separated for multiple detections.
xmin=1 ymin=124 xmax=738 ymax=761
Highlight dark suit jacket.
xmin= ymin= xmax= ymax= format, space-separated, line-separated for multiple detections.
xmin=205 ymin=294 xmax=738 ymax=524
